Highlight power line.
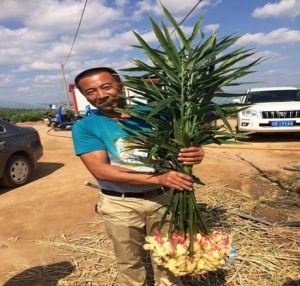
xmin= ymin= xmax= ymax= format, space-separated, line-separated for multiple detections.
xmin=149 ymin=0 xmax=203 ymax=58
xmin=63 ymin=0 xmax=88 ymax=67
xmin=177 ymin=0 xmax=203 ymax=29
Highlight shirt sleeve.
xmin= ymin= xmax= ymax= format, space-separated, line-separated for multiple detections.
xmin=72 ymin=120 xmax=106 ymax=156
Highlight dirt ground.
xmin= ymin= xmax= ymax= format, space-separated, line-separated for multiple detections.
xmin=0 ymin=120 xmax=299 ymax=285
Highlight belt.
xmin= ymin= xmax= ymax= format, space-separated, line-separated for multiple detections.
xmin=101 ymin=187 xmax=168 ymax=199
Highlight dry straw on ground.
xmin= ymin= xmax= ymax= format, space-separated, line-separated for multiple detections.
xmin=5 ymin=187 xmax=300 ymax=286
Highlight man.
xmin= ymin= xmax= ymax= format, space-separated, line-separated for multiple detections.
xmin=72 ymin=67 xmax=205 ymax=286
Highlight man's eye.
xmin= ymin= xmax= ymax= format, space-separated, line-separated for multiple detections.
xmin=85 ymin=91 xmax=95 ymax=96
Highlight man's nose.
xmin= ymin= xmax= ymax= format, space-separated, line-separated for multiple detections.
xmin=96 ymin=89 xmax=108 ymax=99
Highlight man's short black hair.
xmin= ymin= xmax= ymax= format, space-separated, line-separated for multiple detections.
xmin=74 ymin=67 xmax=121 ymax=92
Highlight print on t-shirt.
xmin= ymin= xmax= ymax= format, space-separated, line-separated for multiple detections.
xmin=114 ymin=138 xmax=155 ymax=172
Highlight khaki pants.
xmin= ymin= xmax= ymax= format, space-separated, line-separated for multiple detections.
xmin=97 ymin=190 xmax=183 ymax=286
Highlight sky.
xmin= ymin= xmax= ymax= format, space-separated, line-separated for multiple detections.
xmin=0 ymin=0 xmax=299 ymax=107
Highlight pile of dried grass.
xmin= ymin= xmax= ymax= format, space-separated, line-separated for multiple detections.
xmin=5 ymin=187 xmax=300 ymax=286
xmin=38 ymin=229 xmax=118 ymax=285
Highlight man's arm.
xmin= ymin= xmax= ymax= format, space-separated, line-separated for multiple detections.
xmin=79 ymin=149 xmax=199 ymax=191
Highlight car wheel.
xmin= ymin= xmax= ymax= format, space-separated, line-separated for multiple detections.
xmin=1 ymin=155 xmax=33 ymax=187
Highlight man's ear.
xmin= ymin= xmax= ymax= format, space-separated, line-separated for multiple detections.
xmin=118 ymin=83 xmax=127 ymax=108
xmin=120 ymin=82 xmax=125 ymax=93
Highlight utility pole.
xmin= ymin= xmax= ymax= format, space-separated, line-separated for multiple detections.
xmin=58 ymin=92 xmax=61 ymax=106
xmin=60 ymin=63 xmax=71 ymax=109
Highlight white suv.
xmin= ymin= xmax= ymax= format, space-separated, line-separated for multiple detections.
xmin=236 ymin=86 xmax=300 ymax=133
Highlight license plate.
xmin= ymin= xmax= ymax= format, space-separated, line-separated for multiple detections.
xmin=271 ymin=121 xmax=294 ymax=127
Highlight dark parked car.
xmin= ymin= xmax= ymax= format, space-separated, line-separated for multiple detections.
xmin=0 ymin=119 xmax=43 ymax=187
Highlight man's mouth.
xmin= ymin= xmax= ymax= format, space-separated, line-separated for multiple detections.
xmin=95 ymin=99 xmax=111 ymax=107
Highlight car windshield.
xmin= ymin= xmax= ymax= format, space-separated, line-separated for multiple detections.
xmin=246 ymin=90 xmax=300 ymax=103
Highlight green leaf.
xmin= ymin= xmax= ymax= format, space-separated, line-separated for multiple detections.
xmin=161 ymin=3 xmax=193 ymax=54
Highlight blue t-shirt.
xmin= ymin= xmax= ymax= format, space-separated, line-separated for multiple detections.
xmin=72 ymin=111 xmax=161 ymax=193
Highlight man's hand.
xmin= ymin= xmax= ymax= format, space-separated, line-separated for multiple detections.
xmin=177 ymin=147 xmax=205 ymax=166
xmin=157 ymin=171 xmax=193 ymax=191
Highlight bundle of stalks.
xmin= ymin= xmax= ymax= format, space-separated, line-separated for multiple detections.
xmin=115 ymin=2 xmax=263 ymax=276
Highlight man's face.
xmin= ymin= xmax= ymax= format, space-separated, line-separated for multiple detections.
xmin=78 ymin=72 xmax=124 ymax=113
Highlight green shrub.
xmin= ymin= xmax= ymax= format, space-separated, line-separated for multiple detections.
xmin=10 ymin=110 xmax=46 ymax=123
